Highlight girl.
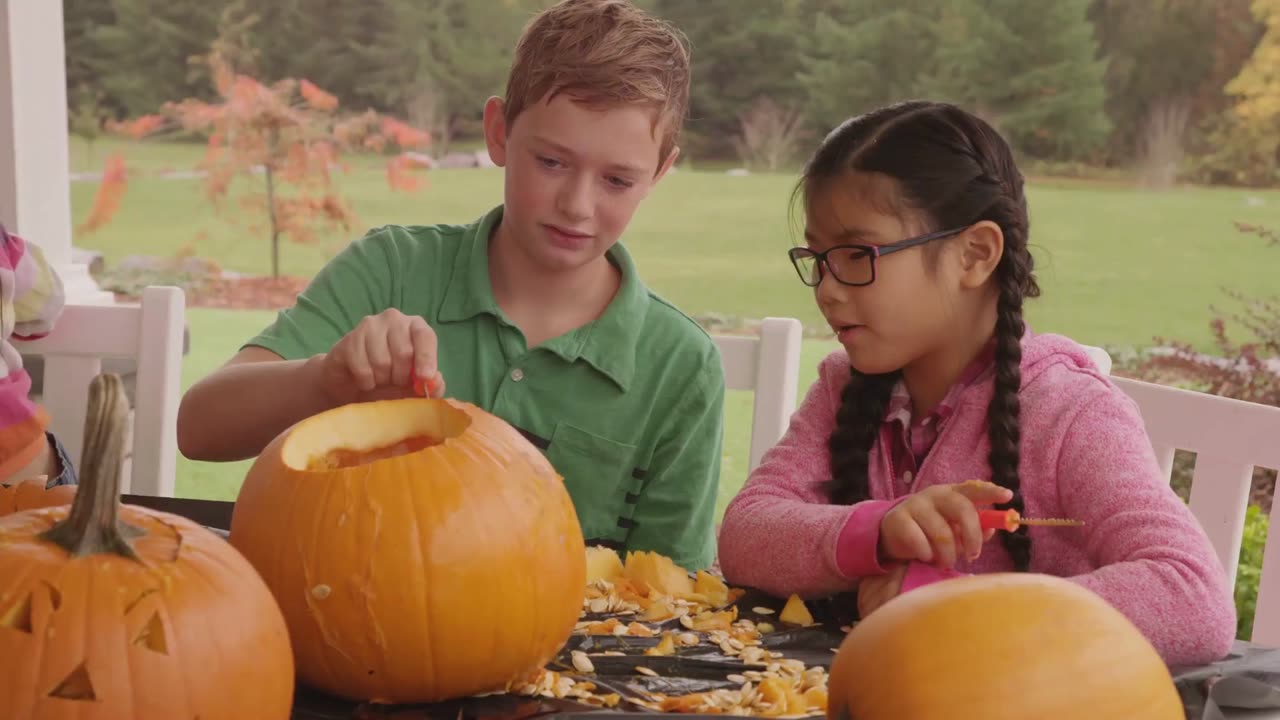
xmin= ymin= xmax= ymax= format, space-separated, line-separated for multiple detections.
xmin=717 ymin=101 xmax=1235 ymax=667
xmin=0 ymin=224 xmax=72 ymax=488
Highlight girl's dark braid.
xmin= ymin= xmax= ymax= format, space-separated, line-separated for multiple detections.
xmin=825 ymin=369 xmax=898 ymax=505
xmin=988 ymin=257 xmax=1032 ymax=571
xmin=978 ymin=150 xmax=1039 ymax=572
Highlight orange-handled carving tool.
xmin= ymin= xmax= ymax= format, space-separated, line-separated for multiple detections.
xmin=978 ymin=508 xmax=1084 ymax=532
xmin=410 ymin=370 xmax=444 ymax=398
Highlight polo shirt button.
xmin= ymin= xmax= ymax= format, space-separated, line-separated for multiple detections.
xmin=511 ymin=368 xmax=525 ymax=382
xmin=902 ymin=471 xmax=913 ymax=485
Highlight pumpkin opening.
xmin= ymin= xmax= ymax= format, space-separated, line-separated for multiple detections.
xmin=281 ymin=399 xmax=470 ymax=472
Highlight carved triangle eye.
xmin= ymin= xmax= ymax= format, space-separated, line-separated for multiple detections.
xmin=132 ymin=611 xmax=168 ymax=655
xmin=123 ymin=587 xmax=157 ymax=617
xmin=0 ymin=592 xmax=33 ymax=634
xmin=48 ymin=661 xmax=96 ymax=701
xmin=43 ymin=581 xmax=61 ymax=611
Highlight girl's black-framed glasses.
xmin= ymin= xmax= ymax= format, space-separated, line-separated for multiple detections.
xmin=787 ymin=226 xmax=969 ymax=287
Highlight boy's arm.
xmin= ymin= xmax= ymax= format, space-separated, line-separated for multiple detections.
xmin=177 ymin=230 xmax=394 ymax=462
xmin=622 ymin=352 xmax=725 ymax=571
xmin=177 ymin=347 xmax=337 ymax=462
xmin=2 ymin=231 xmax=65 ymax=340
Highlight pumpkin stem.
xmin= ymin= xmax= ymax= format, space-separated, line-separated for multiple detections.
xmin=39 ymin=373 xmax=143 ymax=559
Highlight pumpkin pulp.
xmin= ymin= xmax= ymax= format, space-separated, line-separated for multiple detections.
xmin=282 ymin=398 xmax=469 ymax=473
xmin=308 ymin=434 xmax=443 ymax=471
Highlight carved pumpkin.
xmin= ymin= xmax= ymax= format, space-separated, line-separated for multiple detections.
xmin=229 ymin=396 xmax=587 ymax=704
xmin=827 ymin=573 xmax=1182 ymax=720
xmin=0 ymin=374 xmax=295 ymax=719
xmin=0 ymin=475 xmax=76 ymax=516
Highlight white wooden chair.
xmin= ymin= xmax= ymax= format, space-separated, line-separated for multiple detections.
xmin=1113 ymin=375 xmax=1280 ymax=646
xmin=1083 ymin=344 xmax=1113 ymax=374
xmin=14 ymin=286 xmax=185 ymax=497
xmin=713 ymin=317 xmax=803 ymax=473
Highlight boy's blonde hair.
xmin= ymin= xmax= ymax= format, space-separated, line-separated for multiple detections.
xmin=504 ymin=0 xmax=691 ymax=165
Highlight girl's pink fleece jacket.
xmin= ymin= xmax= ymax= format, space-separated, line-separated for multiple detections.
xmin=718 ymin=332 xmax=1236 ymax=668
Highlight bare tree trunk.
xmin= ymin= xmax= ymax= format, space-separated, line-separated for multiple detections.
xmin=265 ymin=163 xmax=280 ymax=279
xmin=406 ymin=80 xmax=450 ymax=155
xmin=1138 ymin=96 xmax=1192 ymax=190
xmin=732 ymin=96 xmax=809 ymax=172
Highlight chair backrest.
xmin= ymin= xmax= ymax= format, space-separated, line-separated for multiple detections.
xmin=712 ymin=317 xmax=803 ymax=473
xmin=1083 ymin=344 xmax=1113 ymax=374
xmin=13 ymin=286 xmax=185 ymax=497
xmin=1112 ymin=375 xmax=1280 ymax=646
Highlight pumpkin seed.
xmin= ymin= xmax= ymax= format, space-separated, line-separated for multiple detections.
xmin=589 ymin=598 xmax=609 ymax=614
xmin=677 ymin=632 xmax=699 ymax=645
xmin=727 ymin=674 xmax=747 ymax=684
xmin=758 ymin=622 xmax=775 ymax=634
xmin=571 ymin=650 xmax=595 ymax=674
xmin=678 ymin=614 xmax=695 ymax=629
xmin=752 ymin=606 xmax=776 ymax=615
xmin=635 ymin=666 xmax=658 ymax=677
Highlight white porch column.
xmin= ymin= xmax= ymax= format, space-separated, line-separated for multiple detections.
xmin=0 ymin=0 xmax=111 ymax=304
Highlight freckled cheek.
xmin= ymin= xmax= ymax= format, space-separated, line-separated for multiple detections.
xmin=593 ymin=195 xmax=639 ymax=241
xmin=507 ymin=164 xmax=559 ymax=215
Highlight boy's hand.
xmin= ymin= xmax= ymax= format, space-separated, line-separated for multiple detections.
xmin=319 ymin=309 xmax=445 ymax=404
xmin=879 ymin=480 xmax=1011 ymax=568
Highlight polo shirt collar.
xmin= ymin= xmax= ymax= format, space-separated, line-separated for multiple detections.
xmin=438 ymin=205 xmax=648 ymax=392
xmin=439 ymin=205 xmax=504 ymax=324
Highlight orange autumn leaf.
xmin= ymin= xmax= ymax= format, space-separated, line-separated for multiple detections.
xmin=386 ymin=155 xmax=424 ymax=192
xmin=380 ymin=117 xmax=432 ymax=150
xmin=76 ymin=154 xmax=128 ymax=234
xmin=105 ymin=114 xmax=166 ymax=140
xmin=299 ymin=79 xmax=339 ymax=111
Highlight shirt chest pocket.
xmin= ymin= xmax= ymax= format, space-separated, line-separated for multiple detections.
xmin=545 ymin=423 xmax=639 ymax=543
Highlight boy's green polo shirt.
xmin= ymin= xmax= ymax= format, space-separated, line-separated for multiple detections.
xmin=246 ymin=206 xmax=725 ymax=570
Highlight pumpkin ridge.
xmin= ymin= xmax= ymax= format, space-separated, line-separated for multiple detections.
xmin=402 ymin=450 xmax=436 ymax=698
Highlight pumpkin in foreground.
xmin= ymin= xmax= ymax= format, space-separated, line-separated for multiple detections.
xmin=229 ymin=396 xmax=587 ymax=704
xmin=0 ymin=374 xmax=295 ymax=720
xmin=827 ymin=573 xmax=1182 ymax=720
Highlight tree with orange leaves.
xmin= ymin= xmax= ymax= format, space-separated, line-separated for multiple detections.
xmin=80 ymin=49 xmax=431 ymax=279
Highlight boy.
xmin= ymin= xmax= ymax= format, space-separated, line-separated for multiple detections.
xmin=177 ymin=0 xmax=725 ymax=570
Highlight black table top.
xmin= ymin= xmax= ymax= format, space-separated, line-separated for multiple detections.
xmin=119 ymin=494 xmax=1280 ymax=720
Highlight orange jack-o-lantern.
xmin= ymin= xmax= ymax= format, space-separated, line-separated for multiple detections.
xmin=0 ymin=374 xmax=295 ymax=720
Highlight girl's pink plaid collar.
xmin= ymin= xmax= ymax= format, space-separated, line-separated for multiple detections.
xmin=884 ymin=341 xmax=998 ymax=431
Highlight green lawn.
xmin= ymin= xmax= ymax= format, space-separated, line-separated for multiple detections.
xmin=71 ymin=138 xmax=1280 ymax=510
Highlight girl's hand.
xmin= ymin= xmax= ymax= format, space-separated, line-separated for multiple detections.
xmin=879 ymin=480 xmax=1012 ymax=568
xmin=857 ymin=563 xmax=908 ymax=618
